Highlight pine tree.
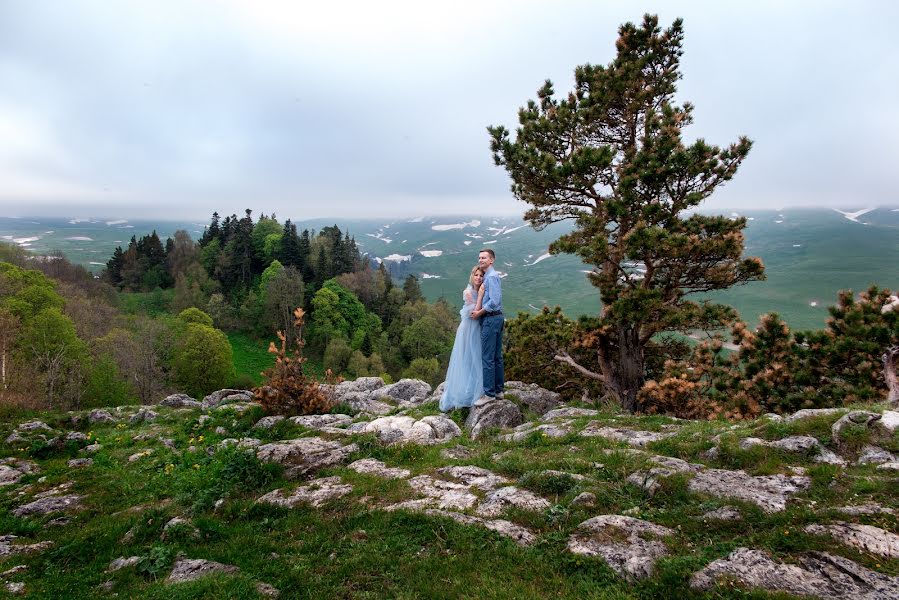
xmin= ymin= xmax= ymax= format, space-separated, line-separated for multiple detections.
xmin=488 ymin=15 xmax=764 ymax=411
xmin=279 ymin=220 xmax=302 ymax=268
xmin=403 ymin=275 xmax=423 ymax=304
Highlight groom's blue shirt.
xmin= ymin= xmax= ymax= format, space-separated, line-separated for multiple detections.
xmin=482 ymin=266 xmax=503 ymax=313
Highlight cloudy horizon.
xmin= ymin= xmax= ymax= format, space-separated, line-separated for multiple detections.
xmin=2 ymin=1 xmax=897 ymax=222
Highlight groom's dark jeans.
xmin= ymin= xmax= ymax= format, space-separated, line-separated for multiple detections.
xmin=480 ymin=314 xmax=505 ymax=397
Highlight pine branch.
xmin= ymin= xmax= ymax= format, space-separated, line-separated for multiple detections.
xmin=554 ymin=352 xmax=605 ymax=381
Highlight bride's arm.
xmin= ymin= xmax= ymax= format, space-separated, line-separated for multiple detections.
xmin=475 ymin=286 xmax=485 ymax=311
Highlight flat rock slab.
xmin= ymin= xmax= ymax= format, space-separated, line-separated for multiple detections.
xmin=107 ymin=556 xmax=143 ymax=572
xmin=701 ymin=506 xmax=742 ymax=521
xmin=167 ymin=558 xmax=240 ymax=584
xmin=0 ymin=536 xmax=54 ymax=558
xmin=784 ymin=408 xmax=845 ymax=422
xmin=380 ymin=379 xmax=432 ymax=403
xmin=690 ymin=547 xmax=899 ymax=600
xmin=804 ymin=522 xmax=899 ymax=558
xmin=540 ymin=407 xmax=599 ymax=421
xmin=499 ymin=422 xmax=572 ymax=442
xmin=13 ymin=494 xmax=83 ymax=517
xmin=834 ymin=503 xmax=896 ymax=516
xmin=0 ymin=465 xmax=26 ymax=487
xmin=257 ymin=476 xmax=353 ymax=508
xmin=857 ymin=445 xmax=897 ymax=465
xmin=567 ymin=515 xmax=675 ymax=580
xmin=347 ymin=458 xmax=411 ymax=480
xmin=256 ymin=438 xmax=358 ymax=479
xmin=436 ymin=466 xmax=510 ymax=491
xmin=201 ymin=389 xmax=253 ymax=409
xmin=361 ymin=415 xmax=461 ymax=445
xmin=688 ymin=469 xmax=810 ymax=513
xmin=404 ymin=475 xmax=478 ymax=511
xmin=425 ymin=509 xmax=536 ymax=547
xmin=580 ymin=423 xmax=673 ymax=447
xmin=475 ymin=486 xmax=551 ymax=517
xmin=289 ymin=414 xmax=353 ymax=429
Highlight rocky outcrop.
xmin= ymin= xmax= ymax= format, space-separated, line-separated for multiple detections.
xmin=690 ymin=547 xmax=899 ymax=600
xmin=255 ymin=438 xmax=358 ymax=479
xmin=159 ymin=394 xmax=202 ymax=409
xmin=503 ymin=381 xmax=562 ymax=415
xmin=13 ymin=494 xmax=83 ymax=518
xmin=688 ymin=469 xmax=810 ymax=513
xmin=580 ymin=423 xmax=673 ymax=447
xmin=475 ymin=486 xmax=551 ymax=517
xmin=804 ymin=522 xmax=899 ymax=558
xmin=464 ymin=396 xmax=523 ymax=439
xmin=567 ymin=515 xmax=675 ymax=580
xmin=540 ymin=407 xmax=599 ymax=421
xmin=0 ymin=535 xmax=54 ymax=558
xmin=498 ymin=422 xmax=572 ymax=442
xmin=257 ymin=476 xmax=353 ymax=508
xmin=201 ymin=389 xmax=253 ymax=410
xmin=380 ymin=379 xmax=432 ymax=404
xmin=289 ymin=414 xmax=353 ymax=430
xmin=166 ymin=558 xmax=240 ymax=584
xmin=361 ymin=415 xmax=461 ymax=445
xmin=425 ymin=509 xmax=536 ymax=547
xmin=738 ymin=435 xmax=847 ymax=465
xmin=348 ymin=458 xmax=410 ymax=480
xmin=436 ymin=465 xmax=510 ymax=491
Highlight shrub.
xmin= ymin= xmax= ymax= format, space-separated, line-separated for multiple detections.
xmin=255 ymin=308 xmax=335 ymax=416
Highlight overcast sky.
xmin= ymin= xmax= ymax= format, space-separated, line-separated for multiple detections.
xmin=1 ymin=1 xmax=897 ymax=221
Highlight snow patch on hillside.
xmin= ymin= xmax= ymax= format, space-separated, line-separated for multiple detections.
xmin=106 ymin=219 xmax=128 ymax=226
xmin=432 ymin=220 xmax=480 ymax=231
xmin=381 ymin=254 xmax=412 ymax=263
xmin=832 ymin=207 xmax=875 ymax=223
xmin=421 ymin=273 xmax=442 ymax=279
xmin=526 ymin=253 xmax=551 ymax=266
xmin=66 ymin=236 xmax=93 ymax=241
xmin=365 ymin=233 xmax=392 ymax=244
xmin=419 ymin=250 xmax=443 ymax=257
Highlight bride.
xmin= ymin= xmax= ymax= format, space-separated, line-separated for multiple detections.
xmin=440 ymin=266 xmax=485 ymax=411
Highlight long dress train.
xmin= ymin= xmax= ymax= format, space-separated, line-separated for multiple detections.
xmin=439 ymin=285 xmax=483 ymax=411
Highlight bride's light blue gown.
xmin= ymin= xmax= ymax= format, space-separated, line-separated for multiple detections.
xmin=440 ymin=285 xmax=483 ymax=411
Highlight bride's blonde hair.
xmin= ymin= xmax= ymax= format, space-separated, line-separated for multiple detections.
xmin=469 ymin=265 xmax=485 ymax=288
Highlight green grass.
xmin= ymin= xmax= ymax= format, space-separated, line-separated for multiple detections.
xmin=1 ymin=401 xmax=897 ymax=598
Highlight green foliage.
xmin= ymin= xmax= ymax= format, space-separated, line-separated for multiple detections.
xmin=310 ymin=279 xmax=382 ymax=353
xmin=227 ymin=331 xmax=276 ymax=385
xmin=135 ymin=545 xmax=176 ymax=580
xmin=488 ymin=15 xmax=762 ymax=411
xmin=402 ymin=357 xmax=440 ymax=386
xmin=84 ymin=353 xmax=134 ymax=407
xmin=177 ymin=306 xmax=214 ymax=327
xmin=173 ymin=323 xmax=235 ymax=398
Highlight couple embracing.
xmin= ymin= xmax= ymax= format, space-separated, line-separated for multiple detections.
xmin=440 ymin=249 xmax=504 ymax=411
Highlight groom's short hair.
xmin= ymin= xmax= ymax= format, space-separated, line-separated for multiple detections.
xmin=479 ymin=248 xmax=495 ymax=259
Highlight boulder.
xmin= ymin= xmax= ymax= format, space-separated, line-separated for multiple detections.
xmin=88 ymin=410 xmax=116 ymax=424
xmin=436 ymin=466 xmax=510 ymax=491
xmin=16 ymin=421 xmax=52 ymax=432
xmin=499 ymin=422 xmax=572 ymax=442
xmin=567 ymin=515 xmax=675 ymax=580
xmin=361 ymin=415 xmax=461 ymax=445
xmin=831 ymin=411 xmax=884 ymax=448
xmin=503 ymin=381 xmax=562 ymax=415
xmin=289 ymin=414 xmax=353 ymax=429
xmin=253 ymin=416 xmax=285 ymax=430
xmin=701 ymin=506 xmax=742 ymax=521
xmin=66 ymin=458 xmax=92 ymax=468
xmin=784 ymin=408 xmax=845 ymax=422
xmin=129 ymin=408 xmax=158 ymax=424
xmin=857 ymin=445 xmax=897 ymax=465
xmin=107 ymin=556 xmax=142 ymax=572
xmin=166 ymin=558 xmax=240 ymax=584
xmin=570 ymin=492 xmax=596 ymax=507
xmin=159 ymin=394 xmax=201 ymax=409
xmin=0 ymin=465 xmax=26 ymax=487
xmin=13 ymin=494 xmax=83 ymax=517
xmin=255 ymin=438 xmax=358 ymax=479
xmin=380 ymin=379 xmax=432 ymax=403
xmin=257 ymin=476 xmax=353 ymax=508
xmin=403 ymin=475 xmax=478 ymax=510
xmin=690 ymin=547 xmax=899 ymax=600
xmin=464 ymin=396 xmax=523 ymax=439
xmin=201 ymin=389 xmax=253 ymax=410
xmin=0 ymin=536 xmax=54 ymax=558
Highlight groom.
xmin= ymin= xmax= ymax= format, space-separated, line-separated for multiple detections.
xmin=471 ymin=248 xmax=504 ymax=399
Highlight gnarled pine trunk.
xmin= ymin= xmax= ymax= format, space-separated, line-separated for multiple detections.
xmin=596 ymin=324 xmax=645 ymax=413
xmin=885 ymin=346 xmax=899 ymax=406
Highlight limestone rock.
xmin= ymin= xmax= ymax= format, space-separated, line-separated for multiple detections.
xmin=256 ymin=438 xmax=358 ymax=479
xmin=107 ymin=556 xmax=143 ymax=572
xmin=880 ymin=410 xmax=899 ymax=433
xmin=784 ymin=408 xmax=845 ymax=422
xmin=347 ymin=458 xmax=411 ymax=480
xmin=425 ymin=509 xmax=536 ymax=546
xmin=88 ymin=409 xmax=116 ymax=424
xmin=253 ymin=416 xmax=285 ymax=429
xmin=81 ymin=443 xmax=102 ymax=454
xmin=688 ymin=469 xmax=809 ymax=512
xmin=339 ymin=392 xmax=395 ymax=416
xmin=66 ymin=458 xmax=92 ymax=468
xmin=159 ymin=394 xmax=201 ymax=409
xmin=162 ymin=517 xmax=200 ymax=540
xmin=580 ymin=423 xmax=673 ymax=447
xmin=361 ymin=415 xmax=461 ymax=445
xmin=440 ymin=445 xmax=476 ymax=460
xmin=464 ymin=396 xmax=523 ymax=439
xmin=804 ymin=522 xmax=899 ymax=558
xmin=503 ymin=381 xmax=562 ymax=415
xmin=129 ymin=408 xmax=158 ymax=424
xmin=834 ymin=503 xmax=896 ymax=516
xmin=13 ymin=494 xmax=83 ymax=517
xmin=258 ymin=476 xmax=353 ymax=508
xmin=877 ymin=461 xmax=899 ymax=471
xmin=570 ymin=492 xmax=596 ymax=507
xmin=255 ymin=582 xmax=281 ymax=598
xmin=690 ymin=547 xmax=899 ymax=600
xmin=499 ymin=422 xmax=572 ymax=442
xmin=857 ymin=445 xmax=897 ymax=465
xmin=128 ymin=449 xmax=153 ymax=462
xmin=333 ymin=377 xmax=386 ymax=395
xmin=404 ymin=475 xmax=478 ymax=510
xmin=16 ymin=421 xmax=52 ymax=432
xmin=0 ymin=465 xmax=27 ymax=487
xmin=201 ymin=389 xmax=253 ymax=410
xmin=540 ymin=407 xmax=599 ymax=421
xmin=4 ymin=582 xmax=25 ymax=595
xmin=567 ymin=515 xmax=675 ymax=580
xmin=166 ymin=558 xmax=240 ymax=584
xmin=437 ymin=466 xmax=510 ymax=491
xmin=701 ymin=506 xmax=742 ymax=521
xmin=380 ymin=378 xmax=432 ymax=403
xmin=832 ymin=411 xmax=883 ymax=448
xmin=289 ymin=414 xmax=353 ymax=429
xmin=0 ymin=536 xmax=54 ymax=558
xmin=475 ymin=486 xmax=551 ymax=517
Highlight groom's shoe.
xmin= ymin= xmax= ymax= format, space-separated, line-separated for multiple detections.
xmin=495 ymin=392 xmax=504 ymax=400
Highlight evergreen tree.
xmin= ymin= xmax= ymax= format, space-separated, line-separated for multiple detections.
xmin=298 ymin=228 xmax=312 ymax=282
xmin=200 ymin=211 xmax=221 ymax=247
xmin=402 ymin=275 xmax=423 ymax=304
xmin=279 ymin=220 xmax=302 ymax=268
xmin=488 ymin=15 xmax=763 ymax=411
